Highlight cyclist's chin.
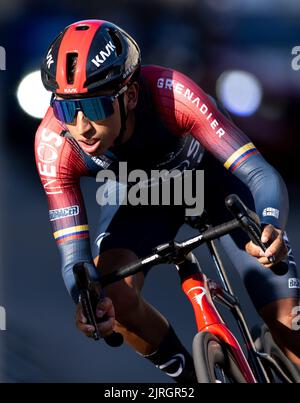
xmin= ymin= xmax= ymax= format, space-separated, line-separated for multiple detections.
xmin=78 ymin=133 xmax=117 ymax=156
xmin=77 ymin=139 xmax=102 ymax=156
xmin=88 ymin=143 xmax=111 ymax=157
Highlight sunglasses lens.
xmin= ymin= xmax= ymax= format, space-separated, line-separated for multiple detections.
xmin=81 ymin=97 xmax=115 ymax=121
xmin=52 ymin=101 xmax=76 ymax=123
xmin=51 ymin=96 xmax=115 ymax=123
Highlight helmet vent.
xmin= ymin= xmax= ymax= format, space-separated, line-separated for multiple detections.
xmin=107 ymin=28 xmax=122 ymax=56
xmin=75 ymin=25 xmax=89 ymax=31
xmin=66 ymin=53 xmax=78 ymax=84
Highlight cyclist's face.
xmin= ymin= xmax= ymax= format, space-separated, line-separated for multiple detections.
xmin=60 ymin=83 xmax=138 ymax=156
xmin=61 ymin=95 xmax=121 ymax=156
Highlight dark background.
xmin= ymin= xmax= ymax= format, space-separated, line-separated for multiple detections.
xmin=0 ymin=0 xmax=299 ymax=382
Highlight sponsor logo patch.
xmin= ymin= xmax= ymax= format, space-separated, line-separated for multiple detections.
xmin=262 ymin=207 xmax=280 ymax=219
xmin=49 ymin=205 xmax=80 ymax=221
xmin=288 ymin=278 xmax=300 ymax=289
xmin=91 ymin=155 xmax=113 ymax=169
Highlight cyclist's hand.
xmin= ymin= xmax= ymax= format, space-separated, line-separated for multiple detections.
xmin=76 ymin=296 xmax=115 ymax=338
xmin=245 ymin=224 xmax=288 ymax=268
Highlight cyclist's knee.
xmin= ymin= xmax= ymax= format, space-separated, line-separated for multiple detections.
xmin=260 ymin=297 xmax=300 ymax=331
xmin=107 ymin=276 xmax=144 ymax=323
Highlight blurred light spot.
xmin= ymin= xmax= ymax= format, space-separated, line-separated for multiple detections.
xmin=17 ymin=71 xmax=51 ymax=119
xmin=216 ymin=70 xmax=262 ymax=116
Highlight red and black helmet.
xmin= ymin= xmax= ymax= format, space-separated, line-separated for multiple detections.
xmin=41 ymin=19 xmax=141 ymax=95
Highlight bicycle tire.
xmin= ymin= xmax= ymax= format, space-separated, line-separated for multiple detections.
xmin=192 ymin=332 xmax=247 ymax=383
xmin=259 ymin=324 xmax=300 ymax=383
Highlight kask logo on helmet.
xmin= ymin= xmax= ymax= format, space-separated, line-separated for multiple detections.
xmin=46 ymin=48 xmax=54 ymax=69
xmin=91 ymin=40 xmax=116 ymax=68
xmin=64 ymin=88 xmax=78 ymax=94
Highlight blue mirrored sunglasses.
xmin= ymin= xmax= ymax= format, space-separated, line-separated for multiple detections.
xmin=51 ymin=86 xmax=127 ymax=124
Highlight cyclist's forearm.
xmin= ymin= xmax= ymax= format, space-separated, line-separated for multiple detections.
xmin=233 ymin=153 xmax=289 ymax=230
xmin=58 ymin=239 xmax=99 ymax=303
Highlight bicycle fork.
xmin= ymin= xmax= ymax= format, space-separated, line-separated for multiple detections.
xmin=176 ymin=252 xmax=257 ymax=383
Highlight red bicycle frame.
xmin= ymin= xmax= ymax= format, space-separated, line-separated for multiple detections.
xmin=181 ymin=270 xmax=256 ymax=383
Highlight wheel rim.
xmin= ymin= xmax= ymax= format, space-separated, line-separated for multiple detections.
xmin=207 ymin=341 xmax=239 ymax=383
xmin=193 ymin=332 xmax=248 ymax=383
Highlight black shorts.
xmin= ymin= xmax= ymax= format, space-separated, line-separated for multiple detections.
xmin=92 ymin=178 xmax=187 ymax=261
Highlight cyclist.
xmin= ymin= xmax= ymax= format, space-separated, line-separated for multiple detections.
xmin=35 ymin=19 xmax=300 ymax=382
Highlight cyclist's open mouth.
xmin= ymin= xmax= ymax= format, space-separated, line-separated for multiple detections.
xmin=78 ymin=139 xmax=101 ymax=154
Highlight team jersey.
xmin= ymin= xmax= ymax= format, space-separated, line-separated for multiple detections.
xmin=35 ymin=65 xmax=288 ymax=300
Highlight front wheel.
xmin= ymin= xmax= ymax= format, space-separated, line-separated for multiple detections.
xmin=192 ymin=332 xmax=247 ymax=383
xmin=256 ymin=324 xmax=300 ymax=383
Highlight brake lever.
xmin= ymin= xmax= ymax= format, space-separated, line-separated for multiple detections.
xmin=73 ymin=262 xmax=124 ymax=347
xmin=79 ymin=288 xmax=100 ymax=341
xmin=225 ymin=195 xmax=288 ymax=275
xmin=240 ymin=215 xmax=275 ymax=265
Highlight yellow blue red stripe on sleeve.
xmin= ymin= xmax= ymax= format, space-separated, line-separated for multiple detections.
xmin=53 ymin=225 xmax=89 ymax=244
xmin=224 ymin=142 xmax=258 ymax=172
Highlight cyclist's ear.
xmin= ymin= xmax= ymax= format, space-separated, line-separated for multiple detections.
xmin=126 ymin=82 xmax=139 ymax=111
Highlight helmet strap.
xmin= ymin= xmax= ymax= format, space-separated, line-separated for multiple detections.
xmin=113 ymin=93 xmax=128 ymax=146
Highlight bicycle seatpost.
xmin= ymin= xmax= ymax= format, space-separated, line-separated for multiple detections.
xmin=73 ymin=262 xmax=124 ymax=347
xmin=225 ymin=194 xmax=288 ymax=276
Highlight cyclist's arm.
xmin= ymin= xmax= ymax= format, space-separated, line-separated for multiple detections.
xmin=35 ymin=108 xmax=99 ymax=303
xmin=203 ymin=95 xmax=288 ymax=230
xmin=145 ymin=66 xmax=288 ymax=230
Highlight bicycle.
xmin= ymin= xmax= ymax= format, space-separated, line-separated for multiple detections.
xmin=73 ymin=194 xmax=300 ymax=383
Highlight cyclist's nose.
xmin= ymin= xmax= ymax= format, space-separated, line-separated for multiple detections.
xmin=76 ymin=111 xmax=93 ymax=136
